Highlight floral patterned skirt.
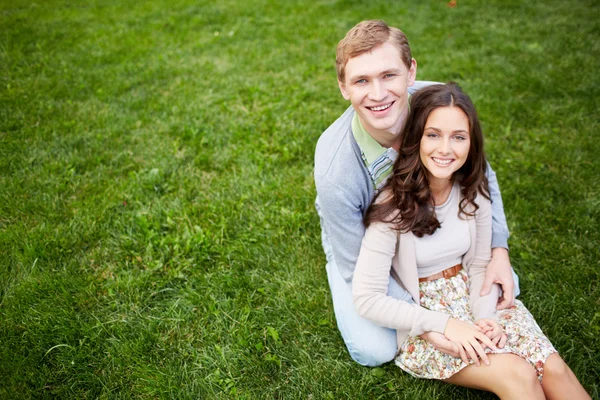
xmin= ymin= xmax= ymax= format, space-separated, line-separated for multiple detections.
xmin=395 ymin=269 xmax=557 ymax=381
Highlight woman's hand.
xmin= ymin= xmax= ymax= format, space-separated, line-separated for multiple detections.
xmin=443 ymin=318 xmax=498 ymax=366
xmin=475 ymin=318 xmax=507 ymax=349
xmin=419 ymin=332 xmax=460 ymax=358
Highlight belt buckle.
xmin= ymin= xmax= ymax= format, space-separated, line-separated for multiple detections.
xmin=442 ymin=268 xmax=452 ymax=279
xmin=443 ymin=265 xmax=458 ymax=279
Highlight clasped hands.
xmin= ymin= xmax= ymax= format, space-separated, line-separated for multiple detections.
xmin=420 ymin=318 xmax=507 ymax=366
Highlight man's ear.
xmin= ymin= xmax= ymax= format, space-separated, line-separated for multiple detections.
xmin=407 ymin=58 xmax=417 ymax=87
xmin=338 ymin=79 xmax=350 ymax=100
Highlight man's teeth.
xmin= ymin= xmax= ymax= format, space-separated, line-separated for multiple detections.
xmin=433 ymin=158 xmax=452 ymax=165
xmin=370 ymin=103 xmax=391 ymax=111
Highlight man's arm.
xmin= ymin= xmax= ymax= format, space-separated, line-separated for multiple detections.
xmin=315 ymin=176 xmax=366 ymax=283
xmin=482 ymin=162 xmax=516 ymax=309
xmin=486 ymin=162 xmax=509 ymax=249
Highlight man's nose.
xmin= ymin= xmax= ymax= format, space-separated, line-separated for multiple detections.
xmin=369 ymin=80 xmax=387 ymax=101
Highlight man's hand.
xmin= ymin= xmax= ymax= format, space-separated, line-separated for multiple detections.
xmin=419 ymin=331 xmax=460 ymax=358
xmin=480 ymin=248 xmax=515 ymax=310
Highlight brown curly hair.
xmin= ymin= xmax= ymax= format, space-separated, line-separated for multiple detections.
xmin=364 ymin=82 xmax=490 ymax=237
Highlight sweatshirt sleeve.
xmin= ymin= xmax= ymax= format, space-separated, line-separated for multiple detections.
xmin=315 ymin=175 xmax=368 ymax=283
xmin=352 ymin=218 xmax=450 ymax=336
xmin=468 ymin=196 xmax=500 ymax=321
xmin=486 ymin=162 xmax=510 ymax=250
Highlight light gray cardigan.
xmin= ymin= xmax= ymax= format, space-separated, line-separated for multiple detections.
xmin=352 ymin=188 xmax=500 ymax=349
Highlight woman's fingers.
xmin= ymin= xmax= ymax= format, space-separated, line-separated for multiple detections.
xmin=463 ymin=343 xmax=480 ymax=366
xmin=469 ymin=338 xmax=490 ymax=366
xmin=458 ymin=345 xmax=469 ymax=365
xmin=475 ymin=331 xmax=497 ymax=351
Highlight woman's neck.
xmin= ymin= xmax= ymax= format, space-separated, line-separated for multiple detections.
xmin=429 ymin=177 xmax=454 ymax=206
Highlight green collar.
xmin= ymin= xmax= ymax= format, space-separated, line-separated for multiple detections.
xmin=351 ymin=113 xmax=385 ymax=166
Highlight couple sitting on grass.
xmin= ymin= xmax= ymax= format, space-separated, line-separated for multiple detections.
xmin=314 ymin=20 xmax=589 ymax=399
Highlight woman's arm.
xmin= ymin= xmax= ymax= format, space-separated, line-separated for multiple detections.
xmin=352 ymin=219 xmax=450 ymax=336
xmin=353 ymin=205 xmax=499 ymax=364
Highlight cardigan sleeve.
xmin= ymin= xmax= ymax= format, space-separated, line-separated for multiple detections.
xmin=468 ymin=195 xmax=500 ymax=321
xmin=352 ymin=218 xmax=450 ymax=336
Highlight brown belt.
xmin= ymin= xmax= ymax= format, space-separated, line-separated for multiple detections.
xmin=419 ymin=264 xmax=463 ymax=282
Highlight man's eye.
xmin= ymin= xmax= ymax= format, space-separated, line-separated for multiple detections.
xmin=356 ymin=79 xmax=367 ymax=84
xmin=384 ymin=74 xmax=396 ymax=79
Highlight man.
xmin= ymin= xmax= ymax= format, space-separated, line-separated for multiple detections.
xmin=314 ymin=20 xmax=519 ymax=367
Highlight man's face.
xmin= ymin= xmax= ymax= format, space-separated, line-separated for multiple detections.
xmin=338 ymin=41 xmax=416 ymax=147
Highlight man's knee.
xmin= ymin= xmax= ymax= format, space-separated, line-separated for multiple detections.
xmin=345 ymin=339 xmax=397 ymax=367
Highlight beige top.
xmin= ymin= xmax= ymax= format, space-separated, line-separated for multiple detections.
xmin=414 ymin=183 xmax=470 ymax=277
xmin=352 ymin=187 xmax=499 ymax=349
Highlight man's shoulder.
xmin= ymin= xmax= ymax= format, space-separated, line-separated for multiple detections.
xmin=314 ymin=106 xmax=362 ymax=178
xmin=314 ymin=107 xmax=372 ymax=205
xmin=408 ymin=80 xmax=443 ymax=95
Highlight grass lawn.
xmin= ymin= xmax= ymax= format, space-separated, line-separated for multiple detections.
xmin=1 ymin=0 xmax=598 ymax=398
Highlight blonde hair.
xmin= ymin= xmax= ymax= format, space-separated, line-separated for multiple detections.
xmin=336 ymin=20 xmax=412 ymax=83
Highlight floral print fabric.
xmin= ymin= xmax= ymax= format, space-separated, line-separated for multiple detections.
xmin=395 ymin=270 xmax=557 ymax=381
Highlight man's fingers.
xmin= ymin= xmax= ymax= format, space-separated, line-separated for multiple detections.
xmin=490 ymin=335 xmax=500 ymax=346
xmin=498 ymin=333 xmax=508 ymax=349
xmin=496 ymin=293 xmax=514 ymax=310
xmin=497 ymin=282 xmax=515 ymax=310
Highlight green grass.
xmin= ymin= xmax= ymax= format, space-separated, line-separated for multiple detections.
xmin=1 ymin=0 xmax=599 ymax=398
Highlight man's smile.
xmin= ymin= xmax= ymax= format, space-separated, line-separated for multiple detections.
xmin=367 ymin=101 xmax=394 ymax=112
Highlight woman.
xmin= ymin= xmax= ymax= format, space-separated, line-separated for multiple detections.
xmin=352 ymin=83 xmax=589 ymax=399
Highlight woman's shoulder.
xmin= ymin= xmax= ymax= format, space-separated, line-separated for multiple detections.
xmin=474 ymin=189 xmax=492 ymax=208
xmin=457 ymin=183 xmax=491 ymax=214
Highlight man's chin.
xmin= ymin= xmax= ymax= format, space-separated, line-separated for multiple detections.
xmin=372 ymin=118 xmax=402 ymax=135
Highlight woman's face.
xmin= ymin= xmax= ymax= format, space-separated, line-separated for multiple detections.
xmin=419 ymin=106 xmax=471 ymax=185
